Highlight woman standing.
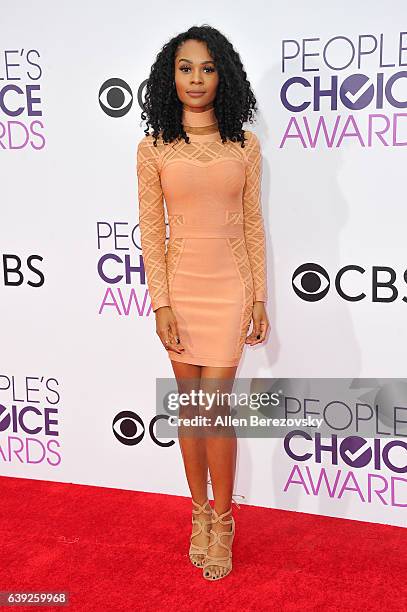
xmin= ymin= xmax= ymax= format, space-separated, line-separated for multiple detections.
xmin=137 ymin=25 xmax=269 ymax=581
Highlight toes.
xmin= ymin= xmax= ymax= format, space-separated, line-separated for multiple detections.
xmin=203 ymin=565 xmax=227 ymax=580
xmin=191 ymin=554 xmax=203 ymax=566
xmin=203 ymin=564 xmax=228 ymax=580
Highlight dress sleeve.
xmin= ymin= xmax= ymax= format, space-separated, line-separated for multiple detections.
xmin=242 ymin=131 xmax=267 ymax=303
xmin=136 ymin=136 xmax=170 ymax=312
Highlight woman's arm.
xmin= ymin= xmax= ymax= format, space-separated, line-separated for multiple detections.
xmin=136 ymin=136 xmax=171 ymax=312
xmin=242 ymin=130 xmax=267 ymax=303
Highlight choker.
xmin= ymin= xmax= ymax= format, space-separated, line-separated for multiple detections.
xmin=183 ymin=122 xmax=219 ymax=135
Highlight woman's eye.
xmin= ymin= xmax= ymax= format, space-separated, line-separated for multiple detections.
xmin=180 ymin=66 xmax=215 ymax=73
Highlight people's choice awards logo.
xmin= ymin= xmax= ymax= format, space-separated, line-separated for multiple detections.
xmin=280 ymin=32 xmax=407 ymax=149
xmin=280 ymin=378 xmax=407 ymax=509
xmin=0 ymin=48 xmax=46 ymax=150
xmin=0 ymin=374 xmax=62 ymax=466
xmin=284 ymin=432 xmax=407 ymax=507
xmin=96 ymin=220 xmax=165 ymax=317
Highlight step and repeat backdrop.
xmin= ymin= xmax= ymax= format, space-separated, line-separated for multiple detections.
xmin=1 ymin=1 xmax=406 ymax=528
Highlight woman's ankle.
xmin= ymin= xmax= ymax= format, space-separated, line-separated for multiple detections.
xmin=192 ymin=496 xmax=209 ymax=507
xmin=213 ymin=505 xmax=232 ymax=517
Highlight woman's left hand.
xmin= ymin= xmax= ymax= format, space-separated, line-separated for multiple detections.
xmin=245 ymin=301 xmax=269 ymax=346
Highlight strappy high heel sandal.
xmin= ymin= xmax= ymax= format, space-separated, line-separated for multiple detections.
xmin=202 ymin=507 xmax=235 ymax=581
xmin=189 ymin=499 xmax=213 ymax=568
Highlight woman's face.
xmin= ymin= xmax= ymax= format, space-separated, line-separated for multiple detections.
xmin=174 ymin=39 xmax=219 ymax=112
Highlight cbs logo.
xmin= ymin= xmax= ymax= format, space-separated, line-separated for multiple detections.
xmin=1 ymin=254 xmax=44 ymax=287
xmin=292 ymin=262 xmax=406 ymax=303
xmin=99 ymin=78 xmax=147 ymax=118
xmin=112 ymin=410 xmax=174 ymax=448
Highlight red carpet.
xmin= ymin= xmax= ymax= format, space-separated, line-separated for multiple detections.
xmin=0 ymin=475 xmax=406 ymax=611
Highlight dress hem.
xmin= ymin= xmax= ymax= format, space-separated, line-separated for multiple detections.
xmin=169 ymin=352 xmax=241 ymax=367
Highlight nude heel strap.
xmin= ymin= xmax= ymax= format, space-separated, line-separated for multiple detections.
xmin=192 ymin=498 xmax=212 ymax=515
xmin=203 ymin=507 xmax=235 ymax=580
xmin=189 ymin=499 xmax=212 ymax=568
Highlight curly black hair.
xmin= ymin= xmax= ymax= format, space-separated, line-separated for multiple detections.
xmin=140 ymin=24 xmax=258 ymax=147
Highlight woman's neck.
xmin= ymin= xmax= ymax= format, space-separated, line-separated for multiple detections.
xmin=182 ymin=106 xmax=218 ymax=134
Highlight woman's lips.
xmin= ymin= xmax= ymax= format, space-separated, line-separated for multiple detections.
xmin=187 ymin=92 xmax=205 ymax=97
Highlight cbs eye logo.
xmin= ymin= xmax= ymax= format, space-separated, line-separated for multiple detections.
xmin=99 ymin=78 xmax=147 ymax=118
xmin=292 ymin=263 xmax=330 ymax=302
xmin=112 ymin=410 xmax=174 ymax=448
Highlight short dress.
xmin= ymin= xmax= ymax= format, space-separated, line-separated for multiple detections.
xmin=136 ymin=106 xmax=267 ymax=367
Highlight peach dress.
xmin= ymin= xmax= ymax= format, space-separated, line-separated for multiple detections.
xmin=137 ymin=106 xmax=267 ymax=367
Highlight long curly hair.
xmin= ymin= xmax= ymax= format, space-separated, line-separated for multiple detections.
xmin=140 ymin=24 xmax=258 ymax=147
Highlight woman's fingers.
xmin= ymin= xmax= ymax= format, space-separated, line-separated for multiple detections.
xmin=158 ymin=324 xmax=185 ymax=354
xmin=245 ymin=316 xmax=260 ymax=345
xmin=160 ymin=331 xmax=183 ymax=354
xmin=257 ymin=319 xmax=268 ymax=342
xmin=169 ymin=318 xmax=185 ymax=351
xmin=155 ymin=308 xmax=185 ymax=354
xmin=245 ymin=318 xmax=268 ymax=345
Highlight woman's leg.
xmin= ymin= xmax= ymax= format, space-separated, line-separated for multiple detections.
xmin=200 ymin=365 xmax=238 ymax=579
xmin=170 ymin=360 xmax=207 ymax=501
xmin=170 ymin=360 xmax=210 ymax=565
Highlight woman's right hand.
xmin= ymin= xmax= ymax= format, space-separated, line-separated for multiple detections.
xmin=154 ymin=306 xmax=185 ymax=354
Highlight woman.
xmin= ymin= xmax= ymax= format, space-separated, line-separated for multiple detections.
xmin=137 ymin=25 xmax=269 ymax=581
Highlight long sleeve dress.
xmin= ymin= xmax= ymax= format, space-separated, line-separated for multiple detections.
xmin=136 ymin=106 xmax=267 ymax=367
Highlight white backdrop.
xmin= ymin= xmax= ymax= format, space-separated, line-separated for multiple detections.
xmin=1 ymin=1 xmax=407 ymax=528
